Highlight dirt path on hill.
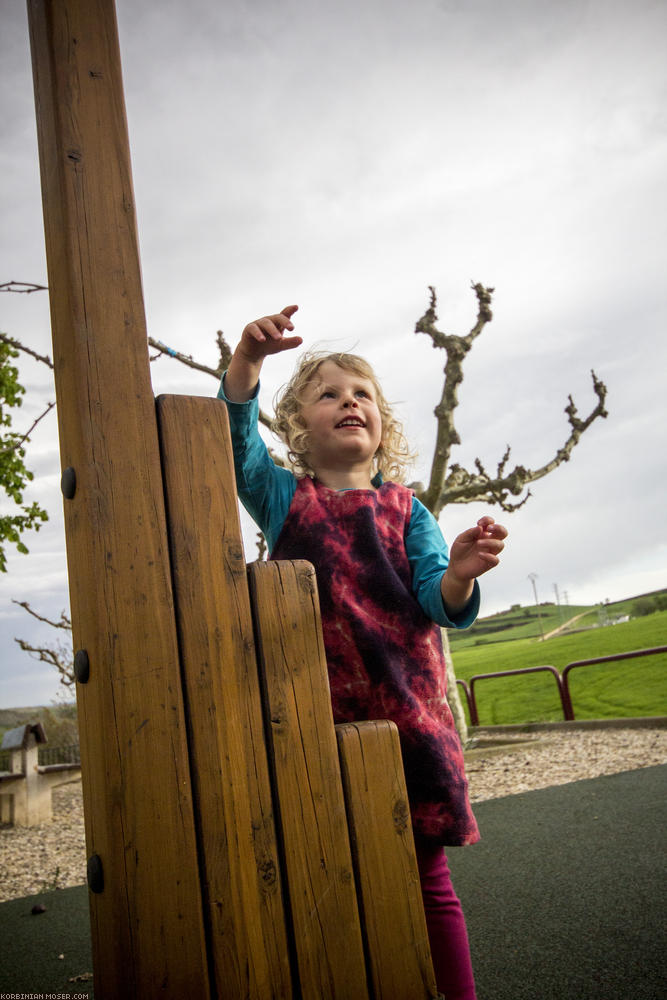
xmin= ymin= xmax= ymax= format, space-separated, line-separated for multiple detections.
xmin=541 ymin=610 xmax=590 ymax=640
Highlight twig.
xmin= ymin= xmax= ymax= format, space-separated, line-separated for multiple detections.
xmin=433 ymin=370 xmax=608 ymax=511
xmin=14 ymin=636 xmax=75 ymax=687
xmin=13 ymin=601 xmax=74 ymax=688
xmin=0 ymin=331 xmax=54 ymax=369
xmin=12 ymin=599 xmax=72 ymax=632
xmin=147 ymin=336 xmax=222 ymax=378
xmin=0 ymin=281 xmax=48 ymax=294
xmin=148 ymin=332 xmax=276 ymax=431
xmin=0 ymin=402 xmax=56 ymax=457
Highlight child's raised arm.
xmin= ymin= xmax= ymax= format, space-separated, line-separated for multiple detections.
xmin=224 ymin=304 xmax=301 ymax=402
xmin=441 ymin=516 xmax=508 ymax=617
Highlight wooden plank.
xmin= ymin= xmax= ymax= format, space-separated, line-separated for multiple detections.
xmin=248 ymin=560 xmax=370 ymax=999
xmin=27 ymin=2 xmax=209 ymax=995
xmin=157 ymin=394 xmax=291 ymax=999
xmin=336 ymin=721 xmax=438 ymax=1000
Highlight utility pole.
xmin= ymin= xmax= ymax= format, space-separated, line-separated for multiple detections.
xmin=554 ymin=583 xmax=563 ymax=623
xmin=528 ymin=573 xmax=545 ymax=640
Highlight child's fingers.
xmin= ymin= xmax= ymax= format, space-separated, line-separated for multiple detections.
xmin=259 ymin=317 xmax=287 ymax=340
xmin=242 ymin=321 xmax=267 ymax=342
xmin=273 ymin=335 xmax=303 ymax=353
xmin=479 ymin=538 xmax=505 ymax=557
xmin=267 ymin=309 xmax=297 ymax=334
xmin=245 ymin=317 xmax=290 ymax=343
xmin=477 ymin=516 xmax=508 ymax=540
xmin=244 ymin=305 xmax=298 ymax=341
xmin=453 ymin=524 xmax=483 ymax=545
xmin=267 ymin=306 xmax=298 ymax=334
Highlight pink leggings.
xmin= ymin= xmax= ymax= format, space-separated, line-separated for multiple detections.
xmin=415 ymin=844 xmax=477 ymax=1000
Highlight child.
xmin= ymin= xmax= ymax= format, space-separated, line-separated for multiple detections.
xmin=219 ymin=304 xmax=507 ymax=1000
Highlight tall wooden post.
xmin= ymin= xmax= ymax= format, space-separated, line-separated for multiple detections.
xmin=27 ymin=1 xmax=210 ymax=994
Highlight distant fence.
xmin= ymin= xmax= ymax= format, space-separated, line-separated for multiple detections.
xmin=0 ymin=743 xmax=80 ymax=771
xmin=38 ymin=743 xmax=81 ymax=766
xmin=457 ymin=645 xmax=667 ymax=727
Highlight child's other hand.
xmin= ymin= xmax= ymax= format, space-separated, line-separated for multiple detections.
xmin=448 ymin=516 xmax=508 ymax=583
xmin=239 ymin=305 xmax=302 ymax=362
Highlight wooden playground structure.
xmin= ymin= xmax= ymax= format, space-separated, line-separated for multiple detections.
xmin=26 ymin=1 xmax=439 ymax=995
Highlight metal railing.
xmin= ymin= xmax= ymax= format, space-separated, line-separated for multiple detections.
xmin=37 ymin=744 xmax=81 ymax=766
xmin=457 ymin=645 xmax=667 ymax=726
xmin=562 ymin=646 xmax=667 ymax=717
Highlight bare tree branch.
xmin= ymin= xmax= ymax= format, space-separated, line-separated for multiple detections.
xmin=13 ymin=600 xmax=74 ymax=689
xmin=216 ymin=330 xmax=233 ymax=373
xmin=413 ymin=285 xmax=608 ymax=517
xmin=255 ymin=531 xmax=268 ymax=561
xmin=14 ymin=636 xmax=75 ymax=688
xmin=147 ymin=332 xmax=277 ymax=432
xmin=414 ymin=282 xmax=494 ymax=513
xmin=434 ymin=368 xmax=608 ymax=512
xmin=0 ymin=281 xmax=48 ymax=294
xmin=0 ymin=331 xmax=54 ymax=369
xmin=148 ymin=336 xmax=223 ymax=378
xmin=0 ymin=402 xmax=56 ymax=458
xmin=12 ymin=599 xmax=71 ymax=631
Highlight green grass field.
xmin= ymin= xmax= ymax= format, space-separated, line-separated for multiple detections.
xmin=451 ymin=607 xmax=667 ymax=726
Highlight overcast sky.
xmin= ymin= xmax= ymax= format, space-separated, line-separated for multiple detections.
xmin=1 ymin=0 xmax=666 ymax=707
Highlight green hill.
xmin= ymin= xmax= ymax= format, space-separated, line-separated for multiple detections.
xmin=449 ymin=587 xmax=667 ymax=650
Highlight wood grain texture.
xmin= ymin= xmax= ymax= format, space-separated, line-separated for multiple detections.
xmin=157 ymin=394 xmax=291 ymax=998
xmin=248 ymin=560 xmax=370 ymax=999
xmin=27 ymin=2 xmax=209 ymax=995
xmin=336 ymin=721 xmax=438 ymax=999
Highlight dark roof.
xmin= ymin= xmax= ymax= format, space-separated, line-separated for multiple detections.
xmin=1 ymin=722 xmax=48 ymax=750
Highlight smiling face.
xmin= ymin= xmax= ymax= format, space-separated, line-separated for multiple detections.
xmin=299 ymin=360 xmax=383 ymax=480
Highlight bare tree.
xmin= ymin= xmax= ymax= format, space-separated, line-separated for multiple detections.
xmin=409 ymin=282 xmax=608 ymax=737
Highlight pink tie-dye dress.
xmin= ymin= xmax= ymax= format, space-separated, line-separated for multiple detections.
xmin=271 ymin=476 xmax=479 ymax=847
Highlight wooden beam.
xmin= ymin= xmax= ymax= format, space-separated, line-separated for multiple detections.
xmin=157 ymin=394 xmax=292 ymax=998
xmin=249 ymin=560 xmax=370 ymax=999
xmin=27 ymin=2 xmax=209 ymax=994
xmin=336 ymin=721 xmax=438 ymax=999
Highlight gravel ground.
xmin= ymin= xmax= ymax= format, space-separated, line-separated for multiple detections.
xmin=464 ymin=724 xmax=666 ymax=801
xmin=1 ymin=725 xmax=665 ymax=903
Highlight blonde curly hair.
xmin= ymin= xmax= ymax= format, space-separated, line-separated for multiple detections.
xmin=272 ymin=350 xmax=414 ymax=482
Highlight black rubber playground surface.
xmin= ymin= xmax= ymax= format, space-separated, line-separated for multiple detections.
xmin=1 ymin=764 xmax=665 ymax=999
xmin=451 ymin=763 xmax=666 ymax=999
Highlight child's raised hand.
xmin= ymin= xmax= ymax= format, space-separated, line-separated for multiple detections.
xmin=225 ymin=304 xmax=302 ymax=403
xmin=448 ymin=516 xmax=508 ymax=583
xmin=239 ymin=305 xmax=302 ymax=363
